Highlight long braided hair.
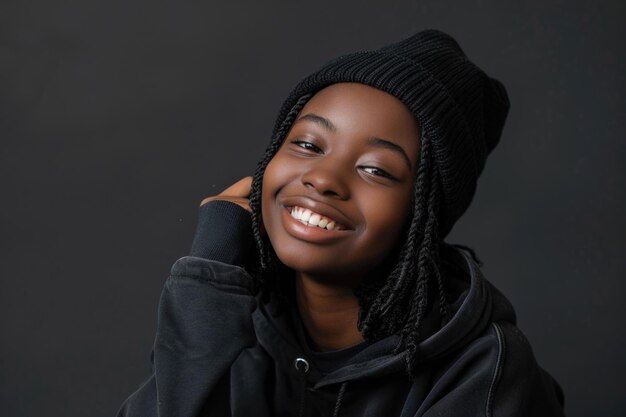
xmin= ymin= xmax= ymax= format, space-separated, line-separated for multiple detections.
xmin=248 ymin=93 xmax=469 ymax=377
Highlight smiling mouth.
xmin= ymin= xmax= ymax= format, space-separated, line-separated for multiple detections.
xmin=287 ymin=206 xmax=348 ymax=231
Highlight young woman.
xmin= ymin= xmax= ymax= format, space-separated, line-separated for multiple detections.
xmin=118 ymin=30 xmax=565 ymax=417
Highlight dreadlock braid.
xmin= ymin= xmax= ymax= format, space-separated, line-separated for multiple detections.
xmin=399 ymin=150 xmax=446 ymax=375
xmin=249 ymin=93 xmax=313 ymax=293
xmin=428 ymin=172 xmax=451 ymax=324
xmin=351 ymin=130 xmax=448 ymax=376
xmin=357 ymin=133 xmax=431 ymax=325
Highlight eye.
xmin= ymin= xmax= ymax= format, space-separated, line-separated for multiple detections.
xmin=360 ymin=166 xmax=398 ymax=181
xmin=290 ymin=140 xmax=323 ymax=154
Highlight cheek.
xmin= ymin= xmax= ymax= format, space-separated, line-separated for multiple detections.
xmin=260 ymin=156 xmax=290 ymax=241
xmin=367 ymin=188 xmax=412 ymax=227
xmin=261 ymin=153 xmax=288 ymax=197
xmin=360 ymin=190 xmax=413 ymax=252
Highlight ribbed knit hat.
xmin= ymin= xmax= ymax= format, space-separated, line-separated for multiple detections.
xmin=269 ymin=29 xmax=510 ymax=238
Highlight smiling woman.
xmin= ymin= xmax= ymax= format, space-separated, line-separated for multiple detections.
xmin=117 ymin=30 xmax=566 ymax=417
xmin=262 ymin=83 xmax=419 ymax=284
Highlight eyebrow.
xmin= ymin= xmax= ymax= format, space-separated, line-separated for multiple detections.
xmin=366 ymin=137 xmax=413 ymax=170
xmin=295 ymin=113 xmax=337 ymax=133
xmin=294 ymin=112 xmax=413 ymax=169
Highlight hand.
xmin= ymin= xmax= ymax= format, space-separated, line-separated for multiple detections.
xmin=200 ymin=176 xmax=253 ymax=213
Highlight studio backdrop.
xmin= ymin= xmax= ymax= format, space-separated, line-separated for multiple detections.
xmin=1 ymin=1 xmax=624 ymax=416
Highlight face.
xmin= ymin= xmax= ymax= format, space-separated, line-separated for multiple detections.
xmin=261 ymin=83 xmax=420 ymax=286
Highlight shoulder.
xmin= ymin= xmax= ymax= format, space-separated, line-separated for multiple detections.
xmin=422 ymin=322 xmax=564 ymax=417
xmin=468 ymin=321 xmax=565 ymax=417
xmin=485 ymin=321 xmax=565 ymax=416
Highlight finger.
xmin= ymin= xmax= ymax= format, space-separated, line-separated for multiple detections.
xmin=199 ymin=196 xmax=252 ymax=213
xmin=219 ymin=176 xmax=253 ymax=198
xmin=234 ymin=197 xmax=252 ymax=213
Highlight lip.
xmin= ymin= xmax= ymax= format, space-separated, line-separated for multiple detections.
xmin=280 ymin=206 xmax=353 ymax=244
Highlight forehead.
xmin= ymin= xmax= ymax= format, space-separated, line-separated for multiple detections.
xmin=295 ymin=83 xmax=421 ymax=157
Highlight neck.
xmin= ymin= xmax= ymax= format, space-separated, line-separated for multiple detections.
xmin=295 ymin=271 xmax=364 ymax=351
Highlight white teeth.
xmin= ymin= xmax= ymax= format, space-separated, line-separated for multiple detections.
xmin=289 ymin=206 xmax=343 ymax=230
xmin=308 ymin=214 xmax=321 ymax=226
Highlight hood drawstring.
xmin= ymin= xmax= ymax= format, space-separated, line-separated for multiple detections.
xmin=294 ymin=357 xmax=347 ymax=417
xmin=294 ymin=358 xmax=310 ymax=417
xmin=332 ymin=382 xmax=347 ymax=417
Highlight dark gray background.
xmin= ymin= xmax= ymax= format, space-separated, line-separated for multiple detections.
xmin=1 ymin=0 xmax=624 ymax=416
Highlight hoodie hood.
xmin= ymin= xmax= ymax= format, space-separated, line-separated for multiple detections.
xmin=251 ymin=245 xmax=517 ymax=389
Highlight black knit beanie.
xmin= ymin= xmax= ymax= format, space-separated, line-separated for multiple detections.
xmin=268 ymin=29 xmax=510 ymax=238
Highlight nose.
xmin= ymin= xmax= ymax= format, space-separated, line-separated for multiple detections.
xmin=301 ymin=159 xmax=350 ymax=200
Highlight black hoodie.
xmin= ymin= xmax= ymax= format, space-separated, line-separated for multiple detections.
xmin=117 ymin=201 xmax=565 ymax=417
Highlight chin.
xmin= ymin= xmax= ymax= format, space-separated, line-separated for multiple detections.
xmin=274 ymin=247 xmax=336 ymax=276
xmin=273 ymin=244 xmax=384 ymax=286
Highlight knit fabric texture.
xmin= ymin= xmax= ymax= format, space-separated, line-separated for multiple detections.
xmin=269 ymin=29 xmax=510 ymax=237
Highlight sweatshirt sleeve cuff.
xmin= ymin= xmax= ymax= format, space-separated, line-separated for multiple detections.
xmin=189 ymin=200 xmax=254 ymax=267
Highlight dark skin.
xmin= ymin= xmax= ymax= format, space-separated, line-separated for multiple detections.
xmin=202 ymin=83 xmax=420 ymax=351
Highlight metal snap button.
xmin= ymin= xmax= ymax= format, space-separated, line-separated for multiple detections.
xmin=294 ymin=357 xmax=310 ymax=373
